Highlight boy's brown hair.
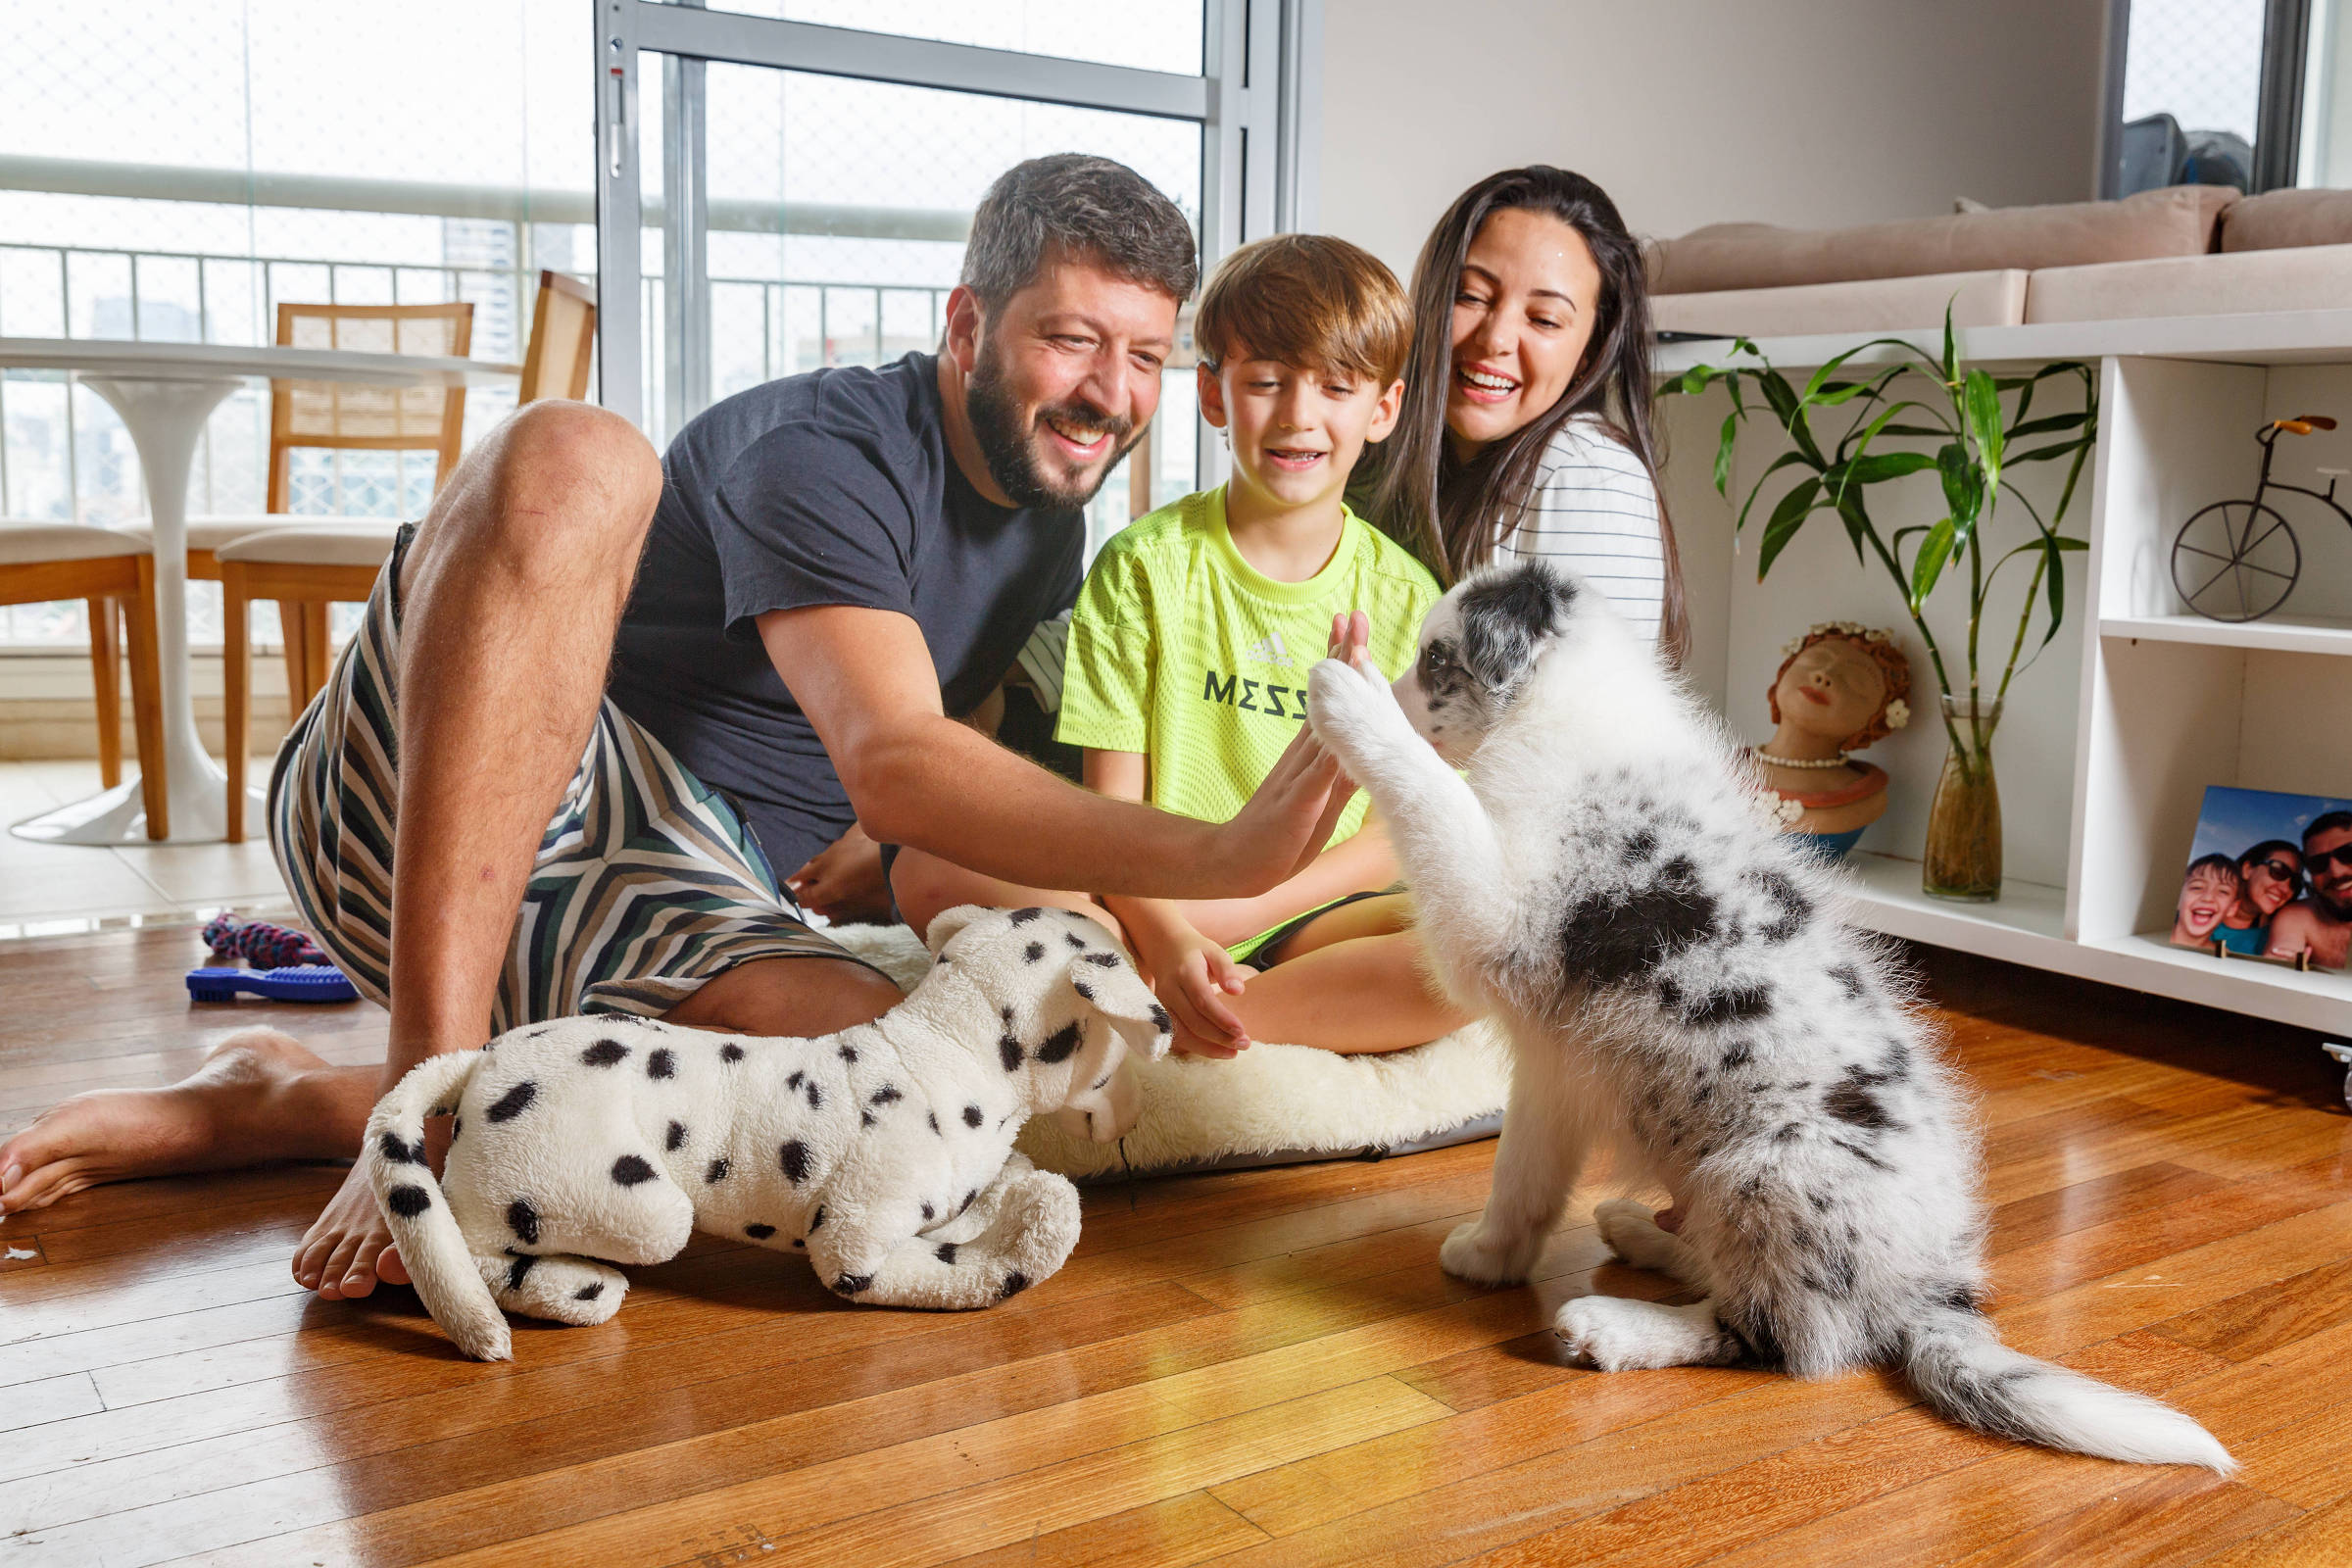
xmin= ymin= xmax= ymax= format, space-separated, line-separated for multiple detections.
xmin=1195 ymin=233 xmax=1412 ymax=386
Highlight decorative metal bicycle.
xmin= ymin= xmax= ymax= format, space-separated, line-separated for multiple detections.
xmin=2171 ymin=415 xmax=2351 ymax=622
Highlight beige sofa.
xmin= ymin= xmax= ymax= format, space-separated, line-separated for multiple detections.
xmin=1649 ymin=186 xmax=2352 ymax=337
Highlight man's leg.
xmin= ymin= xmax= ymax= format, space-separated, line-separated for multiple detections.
xmin=0 ymin=404 xmax=661 ymax=1296
xmin=292 ymin=400 xmax=674 ymax=1296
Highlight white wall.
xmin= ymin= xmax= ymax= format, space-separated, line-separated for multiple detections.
xmin=1317 ymin=0 xmax=2111 ymax=275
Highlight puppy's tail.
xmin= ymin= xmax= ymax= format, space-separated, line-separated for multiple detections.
xmin=362 ymin=1050 xmax=511 ymax=1361
xmin=1901 ymin=1306 xmax=2231 ymax=1471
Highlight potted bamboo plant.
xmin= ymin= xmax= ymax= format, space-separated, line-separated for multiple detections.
xmin=1664 ymin=311 xmax=2098 ymax=901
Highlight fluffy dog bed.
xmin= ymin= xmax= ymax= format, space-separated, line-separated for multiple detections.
xmin=827 ymin=923 xmax=1507 ymax=1181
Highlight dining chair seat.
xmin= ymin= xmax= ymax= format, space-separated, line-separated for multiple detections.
xmin=217 ymin=521 xmax=404 ymax=842
xmin=216 ymin=523 xmax=402 ymax=569
xmin=0 ymin=522 xmax=151 ymax=565
xmin=0 ymin=520 xmax=168 ymax=834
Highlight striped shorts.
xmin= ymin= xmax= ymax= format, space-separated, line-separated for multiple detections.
xmin=267 ymin=523 xmax=870 ymax=1032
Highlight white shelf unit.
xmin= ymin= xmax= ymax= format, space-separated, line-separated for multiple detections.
xmin=1657 ymin=314 xmax=2352 ymax=1035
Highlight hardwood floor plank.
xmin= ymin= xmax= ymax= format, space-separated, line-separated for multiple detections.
xmin=1987 ymin=1157 xmax=2351 ymax=1305
xmin=934 ymin=1491 xmax=1269 ymax=1568
xmin=0 ymin=1370 xmax=103 ymax=1435
xmin=1939 ymin=1469 xmax=2298 ymax=1568
xmin=1992 ymin=1200 xmax=2352 ymax=1361
xmin=418 ymin=1376 xmax=1447 ymax=1568
xmin=2188 ymin=1491 xmax=2352 ymax=1567
xmin=1 ymin=1279 xmax=1213 ymax=1541
xmin=2152 ymin=1255 xmax=2352 ymax=1363
xmin=147 ymin=1261 xmax=1575 ymax=1568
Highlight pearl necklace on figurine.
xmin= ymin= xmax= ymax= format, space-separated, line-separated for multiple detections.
xmin=1752 ymin=748 xmax=1852 ymax=770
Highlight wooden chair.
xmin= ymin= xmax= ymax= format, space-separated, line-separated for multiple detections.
xmin=519 ymin=270 xmax=597 ymax=404
xmin=219 ymin=273 xmax=598 ymax=841
xmin=114 ymin=299 xmax=475 ymax=704
xmin=0 ymin=524 xmax=168 ymax=838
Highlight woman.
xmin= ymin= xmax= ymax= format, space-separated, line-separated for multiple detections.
xmin=2217 ymin=839 xmax=2303 ymax=955
xmin=1366 ymin=165 xmax=1687 ymax=661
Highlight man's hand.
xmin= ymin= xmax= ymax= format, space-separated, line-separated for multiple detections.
xmin=1131 ymin=915 xmax=1252 ymax=1059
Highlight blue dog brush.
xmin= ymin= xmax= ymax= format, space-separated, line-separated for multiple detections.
xmin=186 ymin=964 xmax=361 ymax=1004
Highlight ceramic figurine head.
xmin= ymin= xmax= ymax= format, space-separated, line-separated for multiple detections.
xmin=1768 ymin=623 xmax=1913 ymax=754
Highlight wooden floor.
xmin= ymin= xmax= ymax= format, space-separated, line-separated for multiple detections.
xmin=3 ymin=920 xmax=2349 ymax=1567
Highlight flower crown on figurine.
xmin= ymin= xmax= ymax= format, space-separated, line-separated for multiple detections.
xmin=1769 ymin=621 xmax=1914 ymax=751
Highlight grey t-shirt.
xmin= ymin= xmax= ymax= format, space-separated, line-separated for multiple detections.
xmin=609 ymin=353 xmax=1084 ymax=878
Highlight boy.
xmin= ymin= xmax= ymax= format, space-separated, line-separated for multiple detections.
xmin=1058 ymin=234 xmax=1474 ymax=1057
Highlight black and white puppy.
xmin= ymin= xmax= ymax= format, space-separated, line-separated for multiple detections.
xmin=1305 ymin=560 xmax=2230 ymax=1471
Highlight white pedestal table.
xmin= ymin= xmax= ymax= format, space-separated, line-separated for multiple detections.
xmin=1 ymin=337 xmax=517 ymax=845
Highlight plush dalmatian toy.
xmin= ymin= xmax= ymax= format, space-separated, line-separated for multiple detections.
xmin=364 ymin=905 xmax=1171 ymax=1360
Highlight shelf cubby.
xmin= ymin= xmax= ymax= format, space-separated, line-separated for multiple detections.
xmin=1661 ymin=316 xmax=2352 ymax=1034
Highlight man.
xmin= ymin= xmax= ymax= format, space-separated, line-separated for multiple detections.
xmin=0 ymin=156 xmax=1360 ymax=1299
xmin=2268 ymin=810 xmax=2352 ymax=971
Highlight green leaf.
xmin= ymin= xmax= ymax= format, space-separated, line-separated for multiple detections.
xmin=1910 ymin=516 xmax=1958 ymax=608
xmin=1736 ymin=449 xmax=1815 ymax=533
xmin=1714 ymin=408 xmax=1739 ymax=496
xmin=1940 ymin=301 xmax=1958 ymax=384
xmin=1757 ymin=476 xmax=1823 ymax=577
xmin=1835 ymin=494 xmax=1871 ymax=566
xmin=2006 ymin=412 xmax=2087 ymax=440
xmin=1937 ymin=443 xmax=1984 ymax=558
xmin=2039 ymin=530 xmax=2068 ymax=649
xmin=2006 ymin=441 xmax=2091 ymax=466
xmin=2051 ymin=535 xmax=2087 ymax=550
xmin=1755 ymin=369 xmax=1826 ymax=466
xmin=1964 ymin=368 xmax=2004 ymax=488
xmin=1845 ymin=450 xmax=1938 ymax=485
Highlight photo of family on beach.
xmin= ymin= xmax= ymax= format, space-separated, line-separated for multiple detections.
xmin=2171 ymin=785 xmax=2352 ymax=972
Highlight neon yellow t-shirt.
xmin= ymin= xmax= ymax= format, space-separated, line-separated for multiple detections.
xmin=1056 ymin=484 xmax=1441 ymax=959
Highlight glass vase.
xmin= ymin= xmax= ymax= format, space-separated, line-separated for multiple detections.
xmin=1923 ymin=695 xmax=2002 ymax=902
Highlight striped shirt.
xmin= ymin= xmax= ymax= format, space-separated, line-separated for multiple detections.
xmin=1491 ymin=416 xmax=1667 ymax=647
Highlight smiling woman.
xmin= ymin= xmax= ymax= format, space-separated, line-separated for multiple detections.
xmin=1365 ymin=166 xmax=1687 ymax=662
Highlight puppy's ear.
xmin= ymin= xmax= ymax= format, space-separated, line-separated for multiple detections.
xmin=1067 ymin=946 xmax=1173 ymax=1064
xmin=924 ymin=904 xmax=997 ymax=957
xmin=1054 ymin=942 xmax=1174 ymax=1144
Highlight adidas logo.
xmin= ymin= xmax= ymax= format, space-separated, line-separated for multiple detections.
xmin=1245 ymin=632 xmax=1294 ymax=668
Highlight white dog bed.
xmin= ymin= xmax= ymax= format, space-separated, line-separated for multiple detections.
xmin=827 ymin=923 xmax=1507 ymax=1181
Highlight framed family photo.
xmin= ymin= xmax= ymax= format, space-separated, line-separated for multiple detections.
xmin=2172 ymin=786 xmax=2352 ymax=972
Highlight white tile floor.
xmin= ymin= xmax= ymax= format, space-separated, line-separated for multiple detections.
xmin=0 ymin=759 xmax=292 ymax=934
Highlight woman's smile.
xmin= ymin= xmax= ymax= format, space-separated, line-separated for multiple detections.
xmin=1454 ymin=362 xmax=1520 ymax=404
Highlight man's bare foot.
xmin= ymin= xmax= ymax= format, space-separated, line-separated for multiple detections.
xmin=0 ymin=1027 xmax=348 ymax=1217
xmin=293 ymin=1160 xmax=413 ymax=1300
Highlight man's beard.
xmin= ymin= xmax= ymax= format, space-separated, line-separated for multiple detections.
xmin=966 ymin=342 xmax=1142 ymax=511
xmin=2317 ymin=878 xmax=2352 ymax=920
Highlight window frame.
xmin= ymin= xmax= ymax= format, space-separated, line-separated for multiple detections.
xmin=591 ymin=0 xmax=1321 ymax=481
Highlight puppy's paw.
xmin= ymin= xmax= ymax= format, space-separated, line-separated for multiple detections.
xmin=1439 ymin=1219 xmax=1538 ymax=1286
xmin=1554 ymin=1296 xmax=1676 ymax=1371
xmin=1307 ymin=657 xmax=1410 ymax=772
xmin=1592 ymin=1198 xmax=1662 ymax=1263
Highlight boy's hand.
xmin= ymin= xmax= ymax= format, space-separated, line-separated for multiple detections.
xmin=1134 ymin=918 xmax=1253 ymax=1059
xmin=1328 ymin=609 xmax=1371 ymax=670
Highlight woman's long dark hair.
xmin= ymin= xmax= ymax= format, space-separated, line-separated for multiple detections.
xmin=1366 ymin=166 xmax=1689 ymax=663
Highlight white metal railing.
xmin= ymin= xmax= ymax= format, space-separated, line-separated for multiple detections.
xmin=0 ymin=238 xmax=542 ymax=523
xmin=636 ymin=272 xmax=953 ymax=435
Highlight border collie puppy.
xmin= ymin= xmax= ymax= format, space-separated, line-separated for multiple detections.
xmin=1303 ymin=560 xmax=2230 ymax=1471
